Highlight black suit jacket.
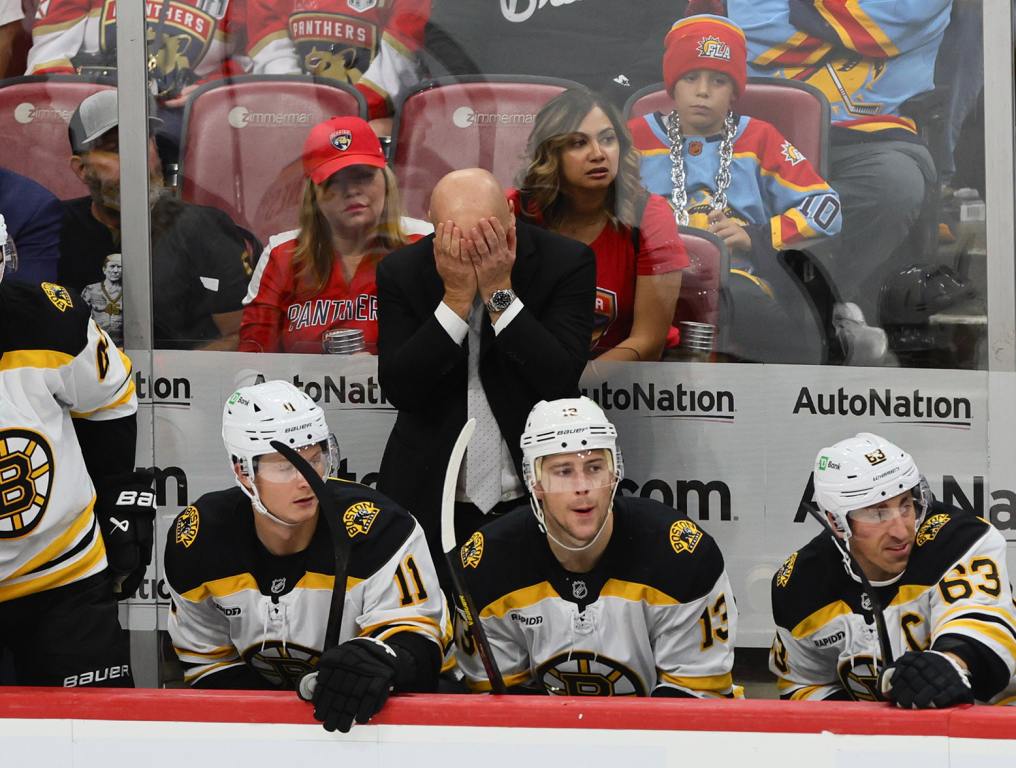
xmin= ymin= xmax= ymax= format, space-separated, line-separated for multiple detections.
xmin=376 ymin=220 xmax=595 ymax=569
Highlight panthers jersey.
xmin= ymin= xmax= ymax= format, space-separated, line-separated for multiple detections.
xmin=728 ymin=0 xmax=952 ymax=139
xmin=631 ymin=114 xmax=841 ymax=250
xmin=0 ymin=280 xmax=136 ymax=602
xmin=164 ymin=480 xmax=447 ymax=688
xmin=770 ymin=504 xmax=1016 ymax=705
xmin=457 ymin=497 xmax=738 ymax=697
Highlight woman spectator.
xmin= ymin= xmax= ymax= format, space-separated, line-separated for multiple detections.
xmin=511 ymin=88 xmax=686 ymax=361
xmin=240 ymin=116 xmax=428 ymax=353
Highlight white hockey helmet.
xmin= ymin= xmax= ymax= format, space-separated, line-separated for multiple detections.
xmin=0 ymin=214 xmax=17 ymax=285
xmin=813 ymin=432 xmax=930 ymax=544
xmin=222 ymin=380 xmax=337 ymax=523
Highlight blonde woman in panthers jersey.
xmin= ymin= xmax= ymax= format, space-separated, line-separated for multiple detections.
xmin=455 ymin=396 xmax=738 ymax=698
xmin=771 ymin=433 xmax=1016 ymax=707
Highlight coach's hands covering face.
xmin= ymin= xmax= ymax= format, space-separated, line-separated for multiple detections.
xmin=435 ymin=220 xmax=478 ymax=320
xmin=466 ymin=216 xmax=516 ymax=299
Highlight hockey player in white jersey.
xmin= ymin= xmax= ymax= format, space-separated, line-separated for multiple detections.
xmin=771 ymin=433 xmax=1016 ymax=707
xmin=0 ymin=215 xmax=155 ymax=687
xmin=165 ymin=380 xmax=447 ymax=732
xmin=455 ymin=397 xmax=738 ymax=697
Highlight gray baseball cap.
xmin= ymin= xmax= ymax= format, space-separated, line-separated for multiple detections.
xmin=68 ymin=89 xmax=163 ymax=154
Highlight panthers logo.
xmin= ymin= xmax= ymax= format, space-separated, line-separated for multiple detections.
xmin=669 ymin=519 xmax=702 ymax=555
xmin=343 ymin=501 xmax=380 ymax=538
xmin=461 ymin=531 xmax=484 ymax=569
xmin=780 ymin=140 xmax=806 ymax=166
xmin=243 ymin=641 xmax=319 ymax=689
xmin=0 ymin=429 xmax=54 ymax=539
xmin=916 ymin=514 xmax=949 ymax=546
xmin=697 ymin=35 xmax=731 ymax=62
xmin=175 ymin=506 xmax=200 ymax=548
xmin=837 ymin=654 xmax=886 ymax=702
xmin=537 ymin=651 xmax=645 ymax=696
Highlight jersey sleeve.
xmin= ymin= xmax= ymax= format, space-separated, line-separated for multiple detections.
xmin=769 ymin=625 xmax=846 ymax=701
xmin=61 ymin=317 xmax=137 ymax=423
xmin=927 ymin=525 xmax=1016 ymax=693
xmin=635 ymin=195 xmax=689 ymax=276
xmin=651 ymin=569 xmax=739 ymax=698
xmin=458 ymin=605 xmax=534 ymax=692
xmin=246 ymin=0 xmax=299 ymax=75
xmin=166 ymin=576 xmax=249 ymax=687
xmin=355 ymin=0 xmax=430 ymax=120
xmin=238 ymin=234 xmax=295 ymax=353
xmin=355 ymin=519 xmax=447 ymax=653
xmin=26 ymin=0 xmax=92 ymax=74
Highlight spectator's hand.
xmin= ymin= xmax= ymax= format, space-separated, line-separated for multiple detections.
xmin=435 ymin=221 xmax=478 ymax=319
xmin=309 ymin=637 xmax=398 ymax=732
xmin=708 ymin=209 xmax=752 ymax=252
xmin=467 ymin=216 xmax=517 ymax=300
xmin=161 ymin=84 xmax=201 ymax=108
xmin=95 ymin=470 xmax=157 ymax=600
xmin=880 ymin=650 xmax=974 ymax=709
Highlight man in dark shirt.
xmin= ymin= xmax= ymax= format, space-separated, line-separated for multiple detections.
xmin=59 ymin=90 xmax=253 ymax=349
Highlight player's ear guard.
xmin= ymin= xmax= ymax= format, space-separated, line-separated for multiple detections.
xmin=95 ymin=470 xmax=157 ymax=600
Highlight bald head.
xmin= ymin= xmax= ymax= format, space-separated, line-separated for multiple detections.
xmin=429 ymin=168 xmax=514 ymax=233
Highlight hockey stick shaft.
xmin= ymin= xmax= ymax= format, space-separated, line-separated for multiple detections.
xmin=441 ymin=419 xmax=507 ymax=694
xmin=797 ymin=473 xmax=895 ymax=668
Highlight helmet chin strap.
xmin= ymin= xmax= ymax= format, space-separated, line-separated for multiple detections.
xmin=233 ymin=464 xmax=301 ymax=529
xmin=532 ymin=478 xmax=620 ymax=554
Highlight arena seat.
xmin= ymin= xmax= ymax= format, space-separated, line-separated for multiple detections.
xmin=623 ymin=77 xmax=831 ymax=177
xmin=178 ymin=75 xmax=365 ymax=246
xmin=674 ymin=225 xmax=729 ymax=346
xmin=389 ymin=75 xmax=583 ymax=219
xmin=0 ymin=75 xmax=114 ymax=199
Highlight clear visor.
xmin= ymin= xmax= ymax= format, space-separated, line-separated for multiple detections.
xmin=535 ymin=450 xmax=615 ymax=494
xmin=251 ymin=435 xmax=337 ymax=483
xmin=846 ymin=489 xmax=917 ymax=524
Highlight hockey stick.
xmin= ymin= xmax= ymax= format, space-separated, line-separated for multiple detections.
xmin=270 ymin=440 xmax=350 ymax=699
xmin=797 ymin=472 xmax=895 ymax=671
xmin=442 ymin=419 xmax=507 ymax=694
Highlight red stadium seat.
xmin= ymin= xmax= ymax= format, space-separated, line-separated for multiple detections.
xmin=0 ymin=76 xmax=114 ymax=199
xmin=676 ymin=225 xmax=729 ymax=330
xmin=178 ymin=75 xmax=365 ymax=246
xmin=390 ymin=76 xmax=583 ymax=219
xmin=623 ymin=77 xmax=831 ymax=177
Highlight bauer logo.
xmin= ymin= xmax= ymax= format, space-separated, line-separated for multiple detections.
xmin=792 ymin=386 xmax=972 ymax=428
xmin=582 ymin=381 xmax=735 ymax=423
xmin=452 ymin=105 xmax=536 ymax=129
xmin=13 ymin=102 xmax=73 ymax=125
xmin=227 ymin=105 xmax=314 ymax=129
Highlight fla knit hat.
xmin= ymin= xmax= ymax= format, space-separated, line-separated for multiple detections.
xmin=663 ymin=14 xmax=748 ymax=97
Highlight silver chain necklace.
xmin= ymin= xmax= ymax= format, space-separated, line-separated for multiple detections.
xmin=667 ymin=109 xmax=737 ymax=226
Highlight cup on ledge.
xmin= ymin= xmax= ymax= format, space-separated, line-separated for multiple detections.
xmin=678 ymin=321 xmax=715 ymax=360
xmin=322 ymin=328 xmax=366 ymax=355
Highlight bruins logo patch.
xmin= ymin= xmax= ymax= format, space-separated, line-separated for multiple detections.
xmin=0 ymin=428 xmax=54 ymax=539
xmin=343 ymin=500 xmax=379 ymax=537
xmin=41 ymin=282 xmax=74 ymax=312
xmin=776 ymin=552 xmax=798 ymax=587
xmin=864 ymin=449 xmax=886 ymax=466
xmin=916 ymin=513 xmax=949 ymax=546
xmin=669 ymin=519 xmax=702 ymax=555
xmin=175 ymin=506 xmax=199 ymax=548
xmin=461 ymin=531 xmax=484 ymax=569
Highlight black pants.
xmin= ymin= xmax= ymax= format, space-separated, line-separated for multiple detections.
xmin=0 ymin=571 xmax=133 ymax=687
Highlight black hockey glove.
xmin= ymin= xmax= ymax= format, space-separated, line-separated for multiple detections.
xmin=880 ymin=650 xmax=974 ymax=709
xmin=95 ymin=470 xmax=156 ymax=600
xmin=306 ymin=637 xmax=398 ymax=733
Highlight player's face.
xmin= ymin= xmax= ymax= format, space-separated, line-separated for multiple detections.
xmin=672 ymin=69 xmax=735 ymax=135
xmin=846 ymin=491 xmax=918 ymax=580
xmin=558 ymin=107 xmax=620 ymax=196
xmin=250 ymin=444 xmax=328 ymax=525
xmin=535 ymin=449 xmax=615 ymax=546
xmin=315 ymin=164 xmax=386 ymax=241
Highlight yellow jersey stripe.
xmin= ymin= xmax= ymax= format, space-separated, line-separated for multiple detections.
xmin=0 ymin=349 xmax=75 ymax=372
xmin=938 ymin=619 xmax=1016 ymax=660
xmin=658 ymin=671 xmax=734 ymax=692
xmin=466 ymin=669 xmax=531 ymax=692
xmin=173 ymin=644 xmax=237 ymax=661
xmin=183 ymin=659 xmax=245 ymax=684
xmin=7 ymin=498 xmax=96 ymax=580
xmin=791 ymin=599 xmax=853 ymax=639
xmin=181 ymin=574 xmax=260 ymax=602
xmin=815 ymin=0 xmax=899 ymax=57
xmin=0 ymin=527 xmax=106 ymax=602
xmin=71 ymin=378 xmax=137 ymax=419
xmin=360 ymin=614 xmax=444 ymax=637
xmin=600 ymin=579 xmax=680 ymax=606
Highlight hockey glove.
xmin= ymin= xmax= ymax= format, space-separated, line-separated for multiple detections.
xmin=95 ymin=470 xmax=156 ymax=600
xmin=880 ymin=650 xmax=974 ymax=709
xmin=308 ymin=637 xmax=398 ymax=733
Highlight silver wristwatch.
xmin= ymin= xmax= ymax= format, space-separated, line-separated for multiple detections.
xmin=485 ymin=288 xmax=516 ymax=313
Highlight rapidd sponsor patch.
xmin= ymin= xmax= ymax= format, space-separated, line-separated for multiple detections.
xmin=669 ymin=519 xmax=702 ymax=555
xmin=916 ymin=513 xmax=949 ymax=546
xmin=461 ymin=531 xmax=484 ymax=568
xmin=175 ymin=506 xmax=199 ymax=548
xmin=776 ymin=552 xmax=798 ymax=587
xmin=41 ymin=282 xmax=73 ymax=312
xmin=343 ymin=500 xmax=379 ymax=537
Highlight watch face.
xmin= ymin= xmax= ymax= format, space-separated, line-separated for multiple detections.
xmin=489 ymin=289 xmax=514 ymax=311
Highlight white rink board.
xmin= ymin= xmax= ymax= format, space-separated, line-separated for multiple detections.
xmin=122 ymin=352 xmax=1016 ymax=645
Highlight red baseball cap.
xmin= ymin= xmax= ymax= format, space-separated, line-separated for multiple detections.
xmin=302 ymin=116 xmax=386 ymax=185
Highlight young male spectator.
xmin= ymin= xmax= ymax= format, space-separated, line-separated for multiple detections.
xmin=58 ymin=90 xmax=252 ymax=349
xmin=727 ymin=0 xmax=951 ymax=334
xmin=0 ymin=166 xmax=64 ymax=284
xmin=771 ymin=433 xmax=1016 ymax=706
xmin=165 ymin=380 xmax=446 ymax=732
xmin=457 ymin=397 xmax=738 ymax=697
xmin=0 ymin=221 xmax=155 ymax=686
xmin=376 ymin=168 xmax=594 ymax=589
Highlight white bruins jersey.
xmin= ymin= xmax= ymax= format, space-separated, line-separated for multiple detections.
xmin=165 ymin=481 xmax=448 ymax=688
xmin=457 ymin=497 xmax=738 ymax=697
xmin=770 ymin=504 xmax=1016 ymax=705
xmin=0 ymin=281 xmax=136 ymax=602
